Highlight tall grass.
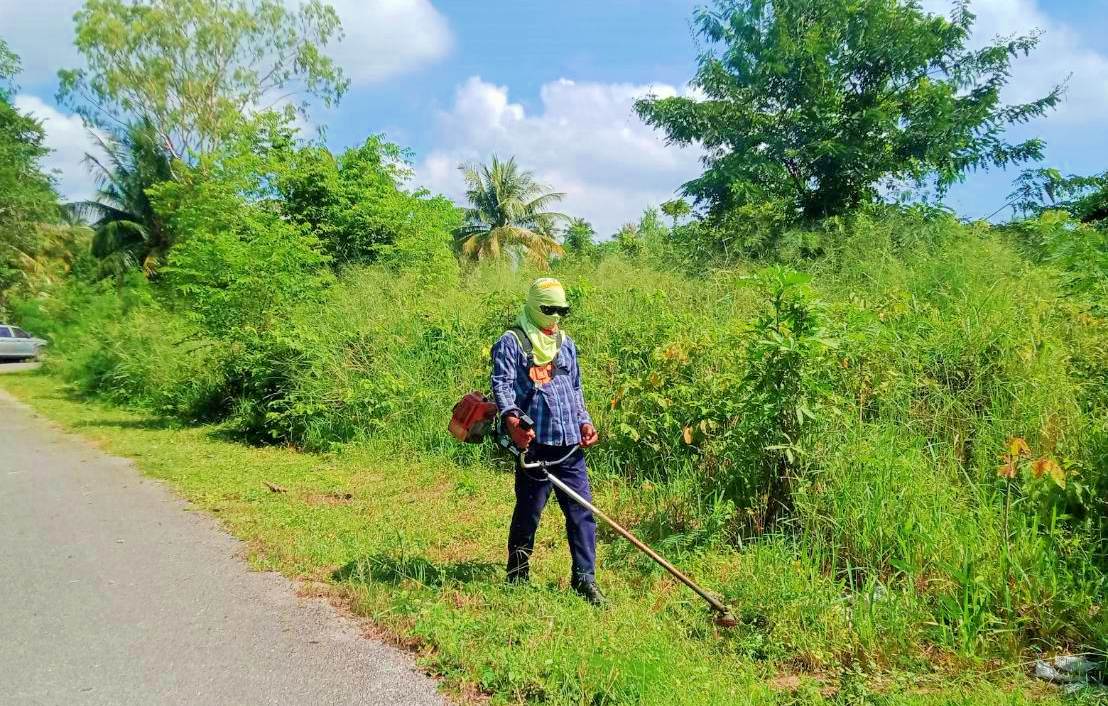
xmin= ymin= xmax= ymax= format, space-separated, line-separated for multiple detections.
xmin=17 ymin=212 xmax=1107 ymax=666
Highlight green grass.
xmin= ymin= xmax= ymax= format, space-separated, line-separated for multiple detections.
xmin=2 ymin=370 xmax=1079 ymax=705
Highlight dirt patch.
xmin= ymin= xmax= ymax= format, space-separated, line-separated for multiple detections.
xmin=769 ymin=674 xmax=803 ymax=692
xmin=303 ymin=491 xmax=355 ymax=506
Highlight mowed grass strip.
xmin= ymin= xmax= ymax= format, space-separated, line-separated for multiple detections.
xmin=2 ymin=373 xmax=1069 ymax=705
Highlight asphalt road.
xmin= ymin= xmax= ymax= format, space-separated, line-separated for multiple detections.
xmin=0 ymin=388 xmax=449 ymax=706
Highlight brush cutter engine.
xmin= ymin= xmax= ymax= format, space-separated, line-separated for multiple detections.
xmin=448 ymin=390 xmax=535 ymax=450
xmin=448 ymin=391 xmax=499 ymax=443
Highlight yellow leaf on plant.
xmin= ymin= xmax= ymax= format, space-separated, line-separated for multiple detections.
xmin=1032 ymin=457 xmax=1065 ymax=487
xmin=682 ymin=426 xmax=693 ymax=445
xmin=997 ymin=455 xmax=1017 ymax=479
xmin=1008 ymin=437 xmax=1031 ymax=458
xmin=1031 ymin=457 xmax=1047 ymax=478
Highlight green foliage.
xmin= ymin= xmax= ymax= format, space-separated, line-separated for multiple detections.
xmin=146 ymin=118 xmax=332 ymax=337
xmin=455 ymin=155 xmax=567 ymax=266
xmin=58 ymin=0 xmax=348 ymax=159
xmin=635 ymin=0 xmax=1060 ymax=222
xmin=68 ymin=119 xmax=174 ymax=277
xmin=660 ymin=198 xmax=692 ymax=228
xmin=1006 ymin=211 xmax=1108 ymax=311
xmin=31 ymin=215 xmax=1108 ymax=665
xmin=154 ymin=152 xmax=334 ymax=437
xmin=716 ymin=267 xmax=836 ymax=528
xmin=140 ymin=115 xmax=462 ymax=440
xmin=271 ymin=134 xmax=463 ymax=270
xmin=562 ymin=217 xmax=596 ymax=257
xmin=1009 ymin=167 xmax=1108 ymax=225
xmin=0 ymin=39 xmax=19 ymax=95
xmin=666 ymin=199 xmax=794 ymax=265
xmin=0 ymin=39 xmax=66 ymax=308
xmin=614 ymin=222 xmax=644 ymax=258
xmin=10 ymin=274 xmax=227 ymax=417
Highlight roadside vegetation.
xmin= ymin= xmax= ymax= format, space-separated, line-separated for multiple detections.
xmin=1 ymin=0 xmax=1105 ymax=703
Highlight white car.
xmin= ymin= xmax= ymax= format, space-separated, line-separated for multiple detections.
xmin=0 ymin=324 xmax=47 ymax=361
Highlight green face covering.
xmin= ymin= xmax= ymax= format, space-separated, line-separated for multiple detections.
xmin=518 ymin=277 xmax=567 ymax=365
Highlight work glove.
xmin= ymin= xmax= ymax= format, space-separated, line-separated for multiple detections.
xmin=580 ymin=423 xmax=599 ymax=448
xmin=504 ymin=414 xmax=536 ymax=450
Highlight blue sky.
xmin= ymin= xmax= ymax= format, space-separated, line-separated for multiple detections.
xmin=4 ymin=0 xmax=1107 ymax=234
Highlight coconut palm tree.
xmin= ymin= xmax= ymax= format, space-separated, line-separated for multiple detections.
xmin=563 ymin=217 xmax=596 ymax=256
xmin=68 ymin=119 xmax=173 ymax=277
xmin=454 ymin=155 xmax=567 ymax=266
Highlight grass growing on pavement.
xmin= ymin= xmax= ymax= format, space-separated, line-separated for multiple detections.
xmin=2 ymin=371 xmax=1077 ymax=705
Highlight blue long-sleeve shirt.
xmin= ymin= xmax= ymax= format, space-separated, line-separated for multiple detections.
xmin=490 ymin=331 xmax=593 ymax=446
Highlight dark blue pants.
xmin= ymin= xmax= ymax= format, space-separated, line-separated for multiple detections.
xmin=507 ymin=444 xmax=597 ymax=583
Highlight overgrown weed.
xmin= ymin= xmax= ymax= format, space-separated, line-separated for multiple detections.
xmin=13 ymin=212 xmax=1108 ymax=700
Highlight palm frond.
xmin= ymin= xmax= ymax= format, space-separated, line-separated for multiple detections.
xmin=79 ymin=120 xmax=173 ymax=278
xmin=454 ymin=155 xmax=568 ymax=267
xmin=91 ymin=219 xmax=148 ymax=259
xmin=65 ymin=200 xmax=132 ymax=226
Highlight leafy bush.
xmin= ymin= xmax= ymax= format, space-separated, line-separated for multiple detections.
xmin=1005 ymin=210 xmax=1108 ymax=312
xmin=272 ymin=135 xmax=462 ymax=270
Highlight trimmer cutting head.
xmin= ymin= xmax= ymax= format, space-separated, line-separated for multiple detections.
xmin=713 ymin=608 xmax=739 ymax=628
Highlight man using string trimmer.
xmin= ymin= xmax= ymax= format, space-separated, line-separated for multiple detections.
xmin=450 ymin=278 xmax=737 ymax=624
xmin=490 ymin=278 xmax=604 ymax=605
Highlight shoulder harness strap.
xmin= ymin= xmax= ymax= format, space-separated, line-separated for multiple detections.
xmin=508 ymin=326 xmax=533 ymax=365
xmin=507 ymin=327 xmax=565 ymax=367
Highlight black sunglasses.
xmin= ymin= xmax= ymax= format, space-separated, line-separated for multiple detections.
xmin=539 ymin=305 xmax=571 ymax=316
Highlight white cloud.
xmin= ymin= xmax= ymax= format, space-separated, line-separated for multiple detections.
xmin=326 ymin=0 xmax=452 ymax=84
xmin=921 ymin=0 xmax=1108 ymax=124
xmin=416 ymin=77 xmax=702 ymax=236
xmin=13 ymin=95 xmax=100 ymax=202
xmin=0 ymin=0 xmax=451 ymax=87
xmin=0 ymin=0 xmax=84 ymax=85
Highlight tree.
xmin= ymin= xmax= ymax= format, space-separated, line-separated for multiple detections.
xmin=272 ymin=135 xmax=461 ymax=269
xmin=69 ymin=120 xmax=174 ymax=276
xmin=614 ymin=223 xmax=643 ymax=258
xmin=0 ymin=40 xmax=66 ymax=306
xmin=563 ymin=218 xmax=596 ymax=256
xmin=454 ymin=156 xmax=566 ymax=266
xmin=660 ymin=198 xmax=691 ymax=228
xmin=149 ymin=118 xmax=334 ymax=338
xmin=0 ymin=39 xmax=58 ymax=230
xmin=58 ymin=0 xmax=348 ymax=160
xmin=1009 ymin=168 xmax=1108 ymax=226
xmin=635 ymin=0 xmax=1061 ymax=222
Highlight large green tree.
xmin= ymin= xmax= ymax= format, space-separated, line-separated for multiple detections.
xmin=58 ymin=0 xmax=348 ymax=160
xmin=454 ymin=156 xmax=566 ymax=266
xmin=0 ymin=39 xmax=67 ymax=306
xmin=635 ymin=0 xmax=1060 ymax=221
